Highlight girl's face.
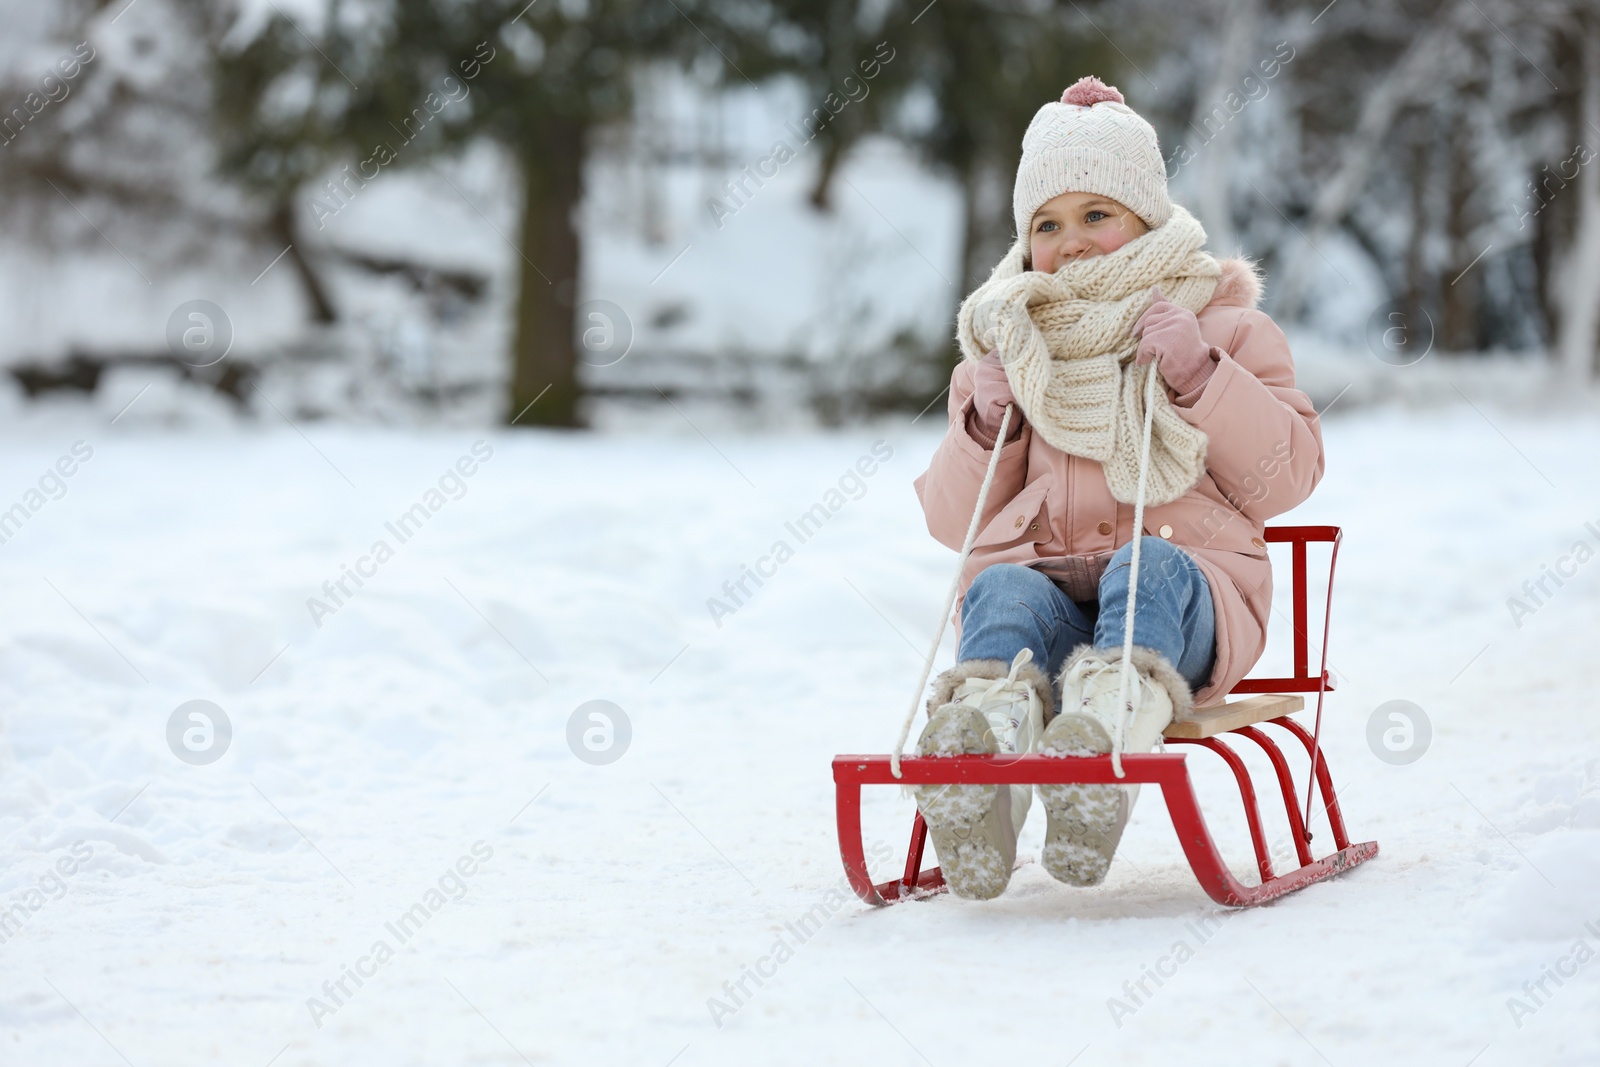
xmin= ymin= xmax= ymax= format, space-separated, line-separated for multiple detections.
xmin=1027 ymin=191 xmax=1149 ymax=273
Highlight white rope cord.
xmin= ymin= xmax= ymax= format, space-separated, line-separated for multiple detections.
xmin=1110 ymin=362 xmax=1161 ymax=779
xmin=889 ymin=401 xmax=1017 ymax=779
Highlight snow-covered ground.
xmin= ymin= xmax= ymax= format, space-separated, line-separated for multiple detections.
xmin=1 ymin=390 xmax=1599 ymax=1066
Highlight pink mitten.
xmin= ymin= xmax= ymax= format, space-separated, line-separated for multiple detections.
xmin=966 ymin=349 xmax=1024 ymax=446
xmin=1133 ymin=285 xmax=1218 ymax=396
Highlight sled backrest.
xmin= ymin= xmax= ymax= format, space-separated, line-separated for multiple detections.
xmin=1227 ymin=525 xmax=1342 ymax=697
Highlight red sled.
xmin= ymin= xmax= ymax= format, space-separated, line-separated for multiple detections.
xmin=833 ymin=524 xmax=1378 ymax=908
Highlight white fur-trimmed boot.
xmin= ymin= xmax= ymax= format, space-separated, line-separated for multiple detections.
xmin=1037 ymin=644 xmax=1193 ymax=887
xmin=913 ymin=648 xmax=1054 ymax=900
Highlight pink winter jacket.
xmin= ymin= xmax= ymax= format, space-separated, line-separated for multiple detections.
xmin=912 ymin=257 xmax=1324 ymax=710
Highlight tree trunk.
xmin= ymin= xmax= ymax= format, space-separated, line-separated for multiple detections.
xmin=1555 ymin=11 xmax=1600 ymax=386
xmin=1403 ymin=129 xmax=1430 ymax=343
xmin=508 ymin=117 xmax=586 ymax=428
xmin=269 ymin=200 xmax=338 ymax=325
xmin=1441 ymin=99 xmax=1479 ymax=352
xmin=808 ymin=132 xmax=846 ymax=211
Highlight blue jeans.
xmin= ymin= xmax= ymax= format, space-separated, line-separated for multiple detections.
xmin=957 ymin=537 xmax=1217 ymax=692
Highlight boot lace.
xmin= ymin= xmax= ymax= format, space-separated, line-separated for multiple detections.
xmin=963 ymin=648 xmax=1043 ymax=756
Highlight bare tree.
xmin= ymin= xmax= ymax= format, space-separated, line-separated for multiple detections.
xmin=0 ymin=2 xmax=274 ymax=293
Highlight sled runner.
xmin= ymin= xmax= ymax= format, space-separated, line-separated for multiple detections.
xmin=833 ymin=524 xmax=1379 ymax=907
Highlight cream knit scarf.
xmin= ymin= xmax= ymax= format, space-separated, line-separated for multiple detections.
xmin=955 ymin=202 xmax=1221 ymax=506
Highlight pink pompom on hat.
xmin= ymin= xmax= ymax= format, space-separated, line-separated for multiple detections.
xmin=1012 ymin=74 xmax=1172 ymax=240
xmin=1060 ymin=75 xmax=1124 ymax=107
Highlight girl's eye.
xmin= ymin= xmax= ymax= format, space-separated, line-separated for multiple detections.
xmin=1086 ymin=210 xmax=1108 ymax=222
xmin=1038 ymin=220 xmax=1057 ymax=233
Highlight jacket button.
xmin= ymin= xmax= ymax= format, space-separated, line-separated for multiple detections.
xmin=1097 ymin=521 xmax=1113 ymax=535
xmin=1014 ymin=515 xmax=1024 ymax=529
xmin=1029 ymin=522 xmax=1039 ymax=532
xmin=1251 ymin=536 xmax=1266 ymax=549
xmin=1158 ymin=524 xmax=1173 ymax=538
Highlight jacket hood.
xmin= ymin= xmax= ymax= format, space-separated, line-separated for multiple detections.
xmin=1209 ymin=255 xmax=1264 ymax=310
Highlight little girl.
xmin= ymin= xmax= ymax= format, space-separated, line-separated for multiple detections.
xmin=910 ymin=75 xmax=1324 ymax=900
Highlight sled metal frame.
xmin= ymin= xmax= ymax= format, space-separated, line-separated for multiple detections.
xmin=833 ymin=525 xmax=1378 ymax=908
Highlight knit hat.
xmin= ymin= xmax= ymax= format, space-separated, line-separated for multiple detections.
xmin=1012 ymin=75 xmax=1171 ymax=243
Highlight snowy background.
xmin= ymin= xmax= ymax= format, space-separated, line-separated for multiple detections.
xmin=3 ymin=0 xmax=1600 ymax=1064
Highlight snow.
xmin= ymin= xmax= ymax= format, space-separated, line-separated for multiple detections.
xmin=2 ymin=393 xmax=1599 ymax=1065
